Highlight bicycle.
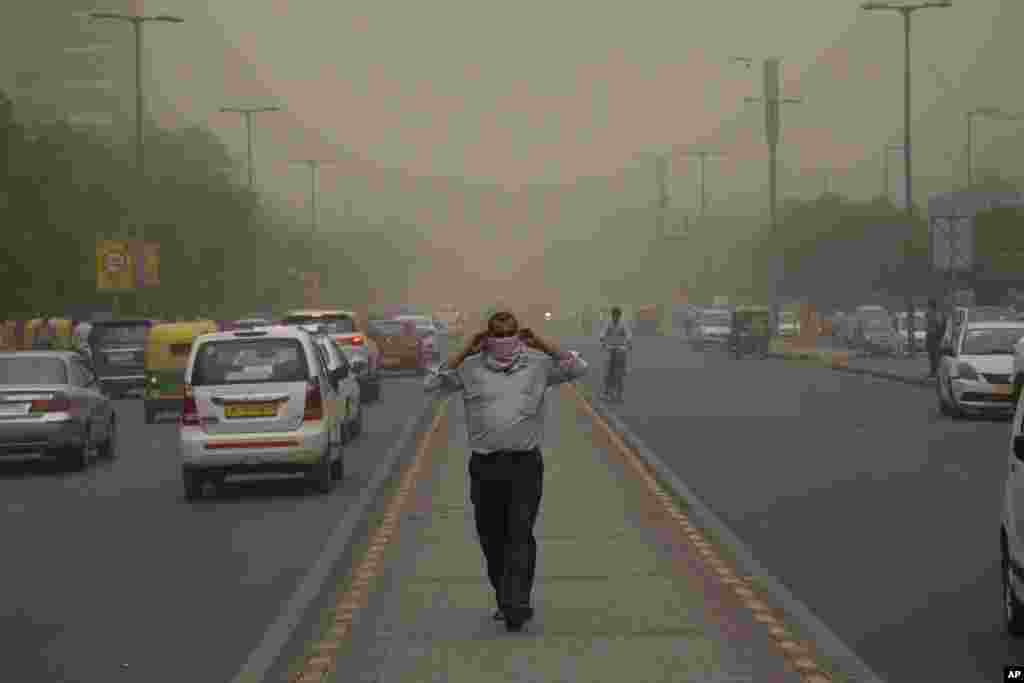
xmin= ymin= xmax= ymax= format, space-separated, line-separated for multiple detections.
xmin=602 ymin=343 xmax=629 ymax=402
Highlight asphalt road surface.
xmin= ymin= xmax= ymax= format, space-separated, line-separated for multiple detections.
xmin=562 ymin=333 xmax=1020 ymax=683
xmin=0 ymin=374 xmax=428 ymax=683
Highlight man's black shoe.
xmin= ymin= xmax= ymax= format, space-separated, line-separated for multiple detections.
xmin=502 ymin=605 xmax=534 ymax=631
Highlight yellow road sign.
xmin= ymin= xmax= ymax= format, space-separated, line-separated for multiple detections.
xmin=96 ymin=240 xmax=135 ymax=291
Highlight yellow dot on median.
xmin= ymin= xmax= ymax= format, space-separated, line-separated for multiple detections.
xmin=734 ymin=587 xmax=755 ymax=599
xmin=778 ymin=640 xmax=807 ymax=655
xmin=753 ymin=612 xmax=779 ymax=624
xmin=768 ymin=626 xmax=790 ymax=639
xmin=745 ymin=599 xmax=770 ymax=611
xmin=792 ymin=657 xmax=819 ymax=673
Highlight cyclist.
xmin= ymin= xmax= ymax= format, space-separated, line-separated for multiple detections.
xmin=599 ymin=306 xmax=632 ymax=401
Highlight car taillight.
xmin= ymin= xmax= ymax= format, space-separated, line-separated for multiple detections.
xmin=346 ymin=335 xmax=365 ymax=346
xmin=303 ymin=381 xmax=323 ymax=421
xmin=180 ymin=386 xmax=200 ymax=427
xmin=30 ymin=393 xmax=70 ymax=412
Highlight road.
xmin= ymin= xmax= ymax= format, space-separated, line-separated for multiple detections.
xmin=563 ymin=334 xmax=1021 ymax=683
xmin=0 ymin=374 xmax=428 ymax=683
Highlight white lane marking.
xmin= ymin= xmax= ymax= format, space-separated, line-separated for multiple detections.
xmin=228 ymin=399 xmax=436 ymax=683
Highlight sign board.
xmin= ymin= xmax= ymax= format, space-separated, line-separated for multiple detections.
xmin=96 ymin=240 xmax=134 ymax=291
xmin=928 ymin=190 xmax=1024 ymax=271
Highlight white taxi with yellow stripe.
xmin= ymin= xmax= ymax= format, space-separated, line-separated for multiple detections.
xmin=178 ymin=326 xmax=347 ymax=500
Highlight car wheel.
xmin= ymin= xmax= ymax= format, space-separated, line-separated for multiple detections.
xmin=99 ymin=415 xmax=117 ymax=459
xmin=183 ymin=470 xmax=202 ymax=501
xmin=947 ymin=379 xmax=965 ymax=419
xmin=331 ymin=455 xmax=344 ymax=481
xmin=1004 ymin=536 xmax=1024 ymax=636
xmin=311 ymin=450 xmax=334 ymax=494
xmin=1014 ymin=374 xmax=1024 ymax=405
xmin=63 ymin=429 xmax=92 ymax=471
xmin=144 ymin=405 xmax=154 ymax=424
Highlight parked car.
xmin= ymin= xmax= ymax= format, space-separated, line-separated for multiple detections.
xmin=179 ymin=326 xmax=348 ymax=499
xmin=280 ymin=309 xmax=381 ymax=402
xmin=938 ymin=320 xmax=1024 ymax=418
xmin=0 ymin=351 xmax=117 ymax=470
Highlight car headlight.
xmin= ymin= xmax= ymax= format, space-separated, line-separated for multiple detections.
xmin=955 ymin=362 xmax=979 ymax=380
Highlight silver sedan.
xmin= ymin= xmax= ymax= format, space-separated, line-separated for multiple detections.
xmin=0 ymin=351 xmax=117 ymax=470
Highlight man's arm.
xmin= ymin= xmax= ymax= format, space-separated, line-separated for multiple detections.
xmin=521 ymin=330 xmax=588 ymax=386
xmin=424 ymin=331 xmax=486 ymax=394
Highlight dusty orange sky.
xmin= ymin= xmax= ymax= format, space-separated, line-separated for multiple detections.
xmin=135 ymin=1 xmax=1016 ymax=209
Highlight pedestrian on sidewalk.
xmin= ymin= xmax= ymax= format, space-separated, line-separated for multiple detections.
xmin=424 ymin=310 xmax=588 ymax=632
xmin=925 ymin=299 xmax=944 ymax=378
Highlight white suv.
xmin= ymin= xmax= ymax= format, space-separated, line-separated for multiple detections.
xmin=179 ymin=326 xmax=347 ymax=500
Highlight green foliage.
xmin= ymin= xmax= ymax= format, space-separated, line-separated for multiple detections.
xmin=0 ymin=90 xmax=417 ymax=321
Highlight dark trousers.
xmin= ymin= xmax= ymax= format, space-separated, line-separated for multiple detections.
xmin=468 ymin=448 xmax=544 ymax=611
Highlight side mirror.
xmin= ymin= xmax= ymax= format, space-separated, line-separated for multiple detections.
xmin=1014 ymin=434 xmax=1024 ymax=462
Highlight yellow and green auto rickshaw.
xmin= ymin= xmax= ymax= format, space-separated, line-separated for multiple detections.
xmin=143 ymin=320 xmax=217 ymax=424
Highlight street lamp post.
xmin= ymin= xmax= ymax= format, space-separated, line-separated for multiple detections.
xmin=681 ymin=150 xmax=724 ymax=217
xmin=860 ymin=2 xmax=951 ymax=218
xmin=219 ymin=105 xmax=281 ymax=190
xmin=966 ymin=107 xmax=1024 ymax=189
xmin=290 ymin=160 xmax=336 ymax=236
xmin=862 ymin=1 xmax=950 ymax=339
xmin=89 ymin=11 xmax=183 ymax=241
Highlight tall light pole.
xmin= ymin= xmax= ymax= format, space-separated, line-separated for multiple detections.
xmin=861 ymin=2 xmax=951 ymax=219
xmin=883 ymin=143 xmax=905 ymax=201
xmin=966 ymin=107 xmax=1024 ymax=189
xmin=220 ymin=106 xmax=281 ymax=190
xmin=290 ymin=160 xmax=335 ymax=236
xmin=681 ymin=150 xmax=724 ymax=217
xmin=89 ymin=11 xmax=183 ymax=239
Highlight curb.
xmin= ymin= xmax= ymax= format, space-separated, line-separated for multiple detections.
xmin=573 ymin=382 xmax=888 ymax=683
xmin=230 ymin=392 xmax=444 ymax=683
xmin=765 ymin=352 xmax=934 ymax=389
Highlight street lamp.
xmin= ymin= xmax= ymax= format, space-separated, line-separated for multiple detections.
xmin=88 ymin=10 xmax=184 ymax=241
xmin=290 ymin=160 xmax=336 ymax=236
xmin=860 ymin=1 xmax=952 ymax=219
xmin=679 ymin=149 xmax=725 ymax=217
xmin=966 ymin=107 xmax=1024 ymax=189
xmin=219 ymin=105 xmax=282 ymax=190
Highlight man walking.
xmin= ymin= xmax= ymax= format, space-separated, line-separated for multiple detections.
xmin=925 ymin=299 xmax=945 ymax=378
xmin=425 ymin=310 xmax=588 ymax=631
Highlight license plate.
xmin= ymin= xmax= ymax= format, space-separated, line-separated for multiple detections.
xmin=992 ymin=384 xmax=1013 ymax=396
xmin=224 ymin=403 xmax=277 ymax=419
xmin=0 ymin=403 xmax=29 ymax=416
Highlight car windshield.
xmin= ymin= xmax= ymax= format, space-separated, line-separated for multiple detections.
xmin=961 ymin=327 xmax=1024 ymax=355
xmin=282 ymin=314 xmax=356 ymax=334
xmin=91 ymin=323 xmax=149 ymax=346
xmin=191 ymin=338 xmax=309 ymax=385
xmin=0 ymin=357 xmax=67 ymax=385
xmin=700 ymin=313 xmax=731 ymax=326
